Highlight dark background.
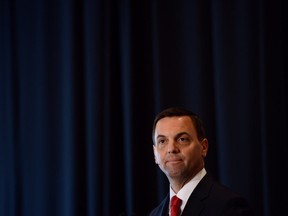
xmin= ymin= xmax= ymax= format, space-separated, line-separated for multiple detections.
xmin=0 ymin=0 xmax=287 ymax=215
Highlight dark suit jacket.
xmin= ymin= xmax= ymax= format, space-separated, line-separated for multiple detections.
xmin=149 ymin=173 xmax=255 ymax=216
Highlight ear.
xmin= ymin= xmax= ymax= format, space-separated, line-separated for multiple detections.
xmin=201 ymin=138 xmax=208 ymax=157
xmin=153 ymin=145 xmax=158 ymax=164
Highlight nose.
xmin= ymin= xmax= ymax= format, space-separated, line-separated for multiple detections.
xmin=167 ymin=140 xmax=179 ymax=154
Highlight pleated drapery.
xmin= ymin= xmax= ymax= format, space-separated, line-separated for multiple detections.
xmin=1 ymin=0 xmax=287 ymax=215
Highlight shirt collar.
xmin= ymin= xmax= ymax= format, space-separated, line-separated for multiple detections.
xmin=169 ymin=168 xmax=207 ymax=211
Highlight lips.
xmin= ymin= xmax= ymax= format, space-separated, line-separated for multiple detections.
xmin=166 ymin=158 xmax=182 ymax=164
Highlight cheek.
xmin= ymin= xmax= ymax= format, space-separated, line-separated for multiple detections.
xmin=154 ymin=151 xmax=165 ymax=165
xmin=186 ymin=145 xmax=202 ymax=159
xmin=155 ymin=153 xmax=161 ymax=162
xmin=154 ymin=151 xmax=159 ymax=163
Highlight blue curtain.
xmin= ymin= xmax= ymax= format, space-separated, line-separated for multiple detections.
xmin=0 ymin=0 xmax=287 ymax=215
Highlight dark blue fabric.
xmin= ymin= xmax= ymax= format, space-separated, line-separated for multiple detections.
xmin=0 ymin=0 xmax=287 ymax=215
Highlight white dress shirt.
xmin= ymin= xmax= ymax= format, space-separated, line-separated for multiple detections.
xmin=169 ymin=168 xmax=207 ymax=215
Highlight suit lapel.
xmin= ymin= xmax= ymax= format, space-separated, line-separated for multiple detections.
xmin=181 ymin=173 xmax=214 ymax=216
xmin=159 ymin=194 xmax=169 ymax=216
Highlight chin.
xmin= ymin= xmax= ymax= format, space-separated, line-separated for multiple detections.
xmin=167 ymin=170 xmax=183 ymax=178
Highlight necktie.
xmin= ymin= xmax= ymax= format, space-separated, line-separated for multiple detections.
xmin=170 ymin=195 xmax=182 ymax=216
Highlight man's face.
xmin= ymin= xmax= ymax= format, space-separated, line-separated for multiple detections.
xmin=153 ymin=116 xmax=208 ymax=181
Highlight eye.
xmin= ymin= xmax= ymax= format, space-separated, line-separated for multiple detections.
xmin=178 ymin=136 xmax=190 ymax=144
xmin=156 ymin=138 xmax=167 ymax=148
xmin=157 ymin=138 xmax=166 ymax=144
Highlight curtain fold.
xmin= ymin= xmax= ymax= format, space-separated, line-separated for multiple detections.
xmin=1 ymin=0 xmax=287 ymax=215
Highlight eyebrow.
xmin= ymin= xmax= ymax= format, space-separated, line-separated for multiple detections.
xmin=156 ymin=135 xmax=166 ymax=140
xmin=175 ymin=132 xmax=191 ymax=138
xmin=156 ymin=132 xmax=191 ymax=140
xmin=177 ymin=132 xmax=189 ymax=136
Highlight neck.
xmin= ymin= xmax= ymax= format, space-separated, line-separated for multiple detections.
xmin=170 ymin=167 xmax=204 ymax=193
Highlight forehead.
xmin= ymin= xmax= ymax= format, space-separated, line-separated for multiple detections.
xmin=155 ymin=116 xmax=196 ymax=135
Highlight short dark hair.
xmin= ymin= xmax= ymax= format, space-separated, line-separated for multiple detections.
xmin=152 ymin=107 xmax=206 ymax=143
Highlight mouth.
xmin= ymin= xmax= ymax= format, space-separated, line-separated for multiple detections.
xmin=166 ymin=158 xmax=183 ymax=164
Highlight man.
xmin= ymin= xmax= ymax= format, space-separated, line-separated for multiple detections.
xmin=149 ymin=107 xmax=255 ymax=216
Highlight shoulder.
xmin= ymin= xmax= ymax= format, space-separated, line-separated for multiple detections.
xmin=191 ymin=173 xmax=255 ymax=215
xmin=204 ymin=173 xmax=249 ymax=201
xmin=197 ymin=172 xmax=244 ymax=197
